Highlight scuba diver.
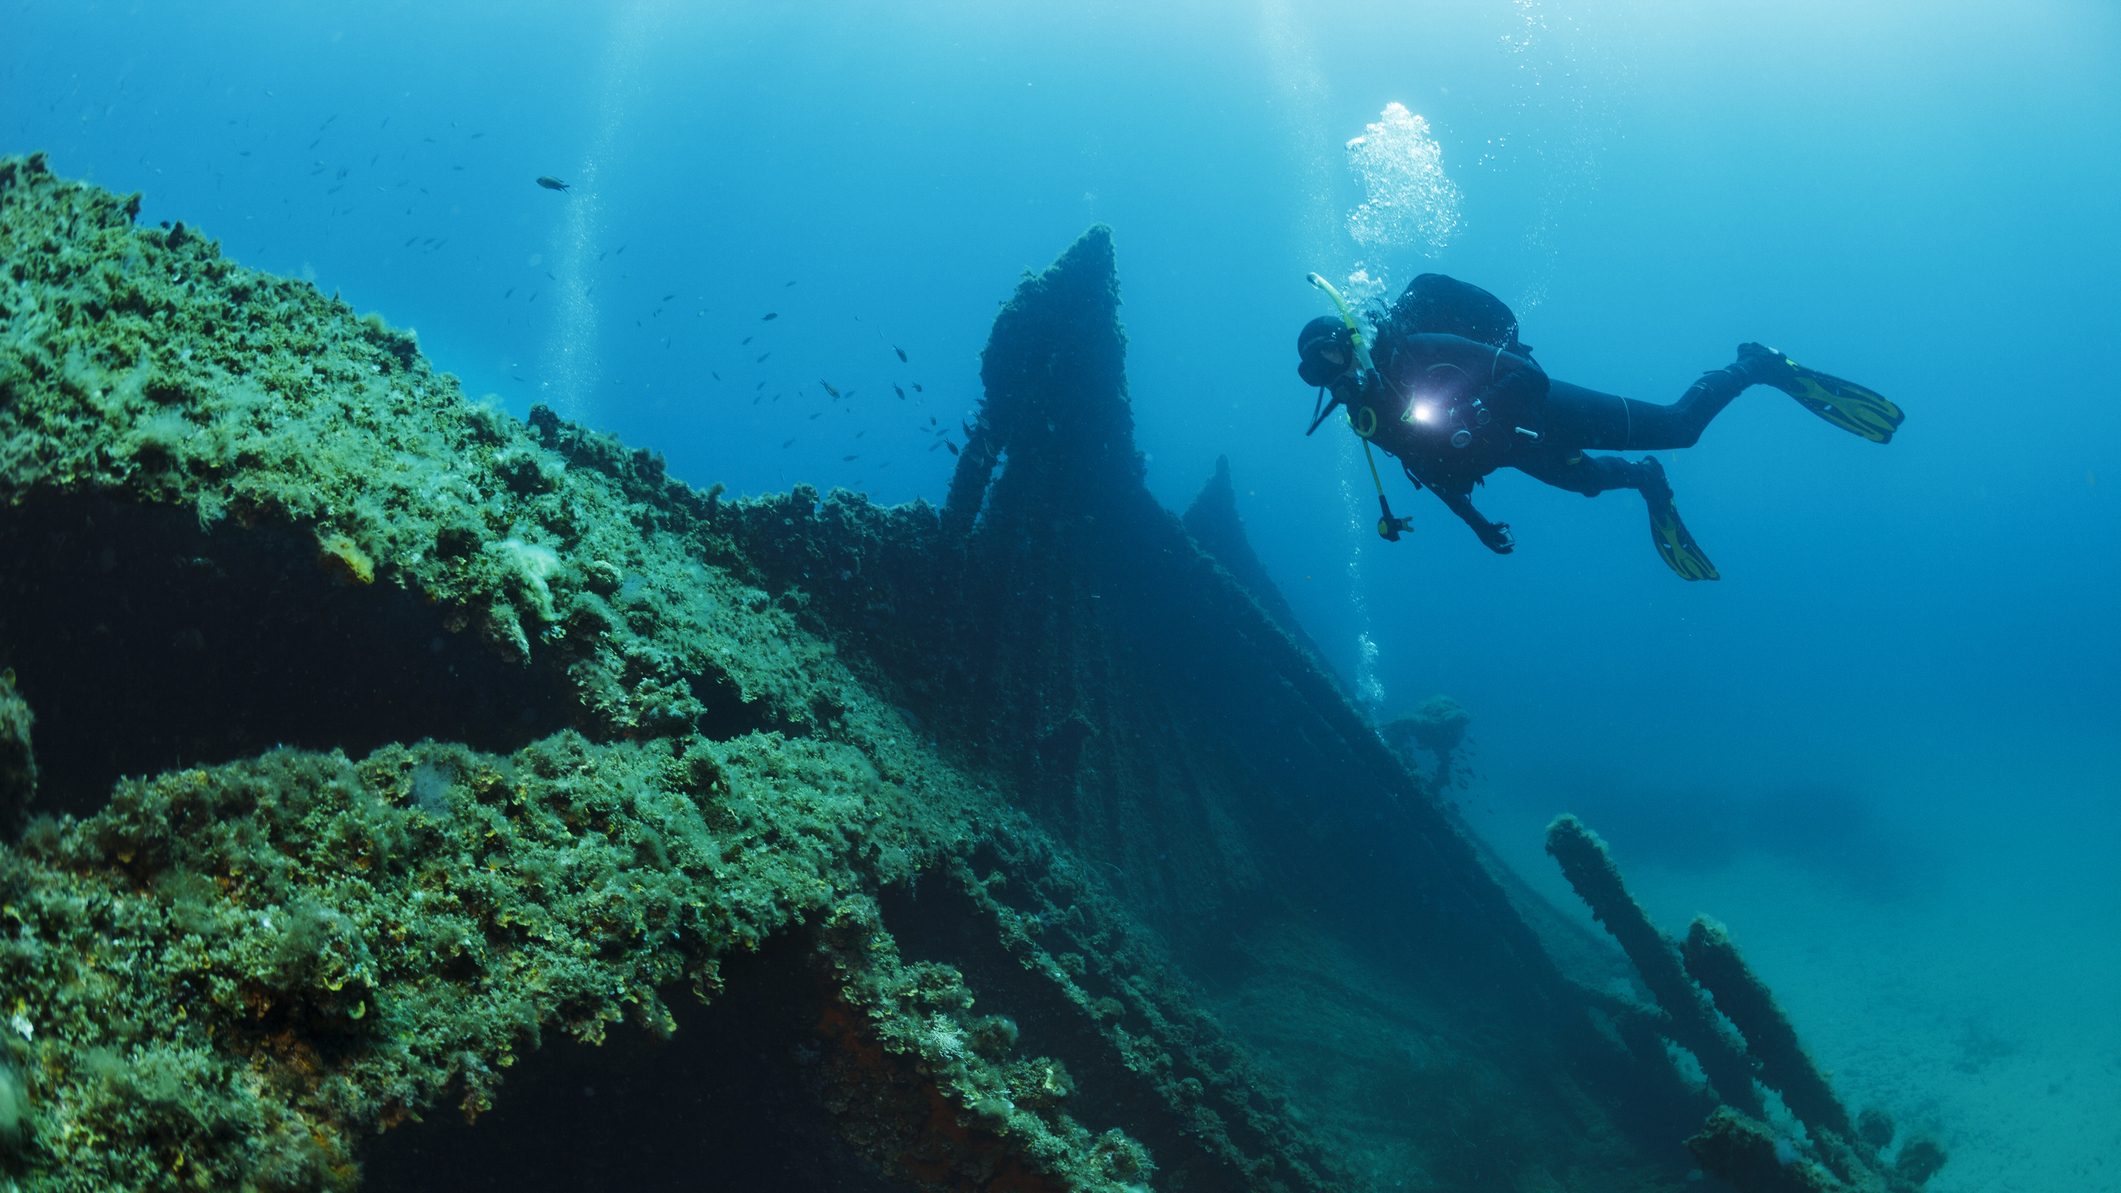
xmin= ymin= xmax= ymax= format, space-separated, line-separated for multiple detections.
xmin=1295 ymin=273 xmax=1904 ymax=579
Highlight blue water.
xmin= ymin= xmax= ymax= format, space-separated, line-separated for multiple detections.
xmin=9 ymin=1 xmax=2120 ymax=1186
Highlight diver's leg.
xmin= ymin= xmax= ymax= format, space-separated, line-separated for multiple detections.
xmin=1514 ymin=445 xmax=1660 ymax=497
xmin=1516 ymin=449 xmax=1718 ymax=580
xmin=1545 ymin=354 xmax=1776 ymax=451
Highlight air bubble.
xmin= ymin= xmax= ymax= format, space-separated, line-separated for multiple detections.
xmin=1345 ymin=102 xmax=1463 ymax=255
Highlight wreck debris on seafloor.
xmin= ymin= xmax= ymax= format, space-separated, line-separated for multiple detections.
xmin=1548 ymin=817 xmax=1947 ymax=1193
xmin=0 ymin=152 xmax=1938 ymax=1192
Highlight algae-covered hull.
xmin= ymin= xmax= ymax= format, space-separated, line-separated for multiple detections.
xmin=1 ymin=152 xmax=1724 ymax=1192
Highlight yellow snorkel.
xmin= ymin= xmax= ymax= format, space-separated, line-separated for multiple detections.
xmin=1307 ymin=272 xmax=1375 ymax=374
xmin=1305 ymin=272 xmax=1413 ymax=541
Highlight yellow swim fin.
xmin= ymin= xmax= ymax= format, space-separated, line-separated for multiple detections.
xmin=1639 ymin=456 xmax=1719 ymax=581
xmin=1742 ymin=343 xmax=1904 ymax=444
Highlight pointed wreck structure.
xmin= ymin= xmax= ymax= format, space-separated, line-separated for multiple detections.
xmin=0 ymin=156 xmax=1936 ymax=1193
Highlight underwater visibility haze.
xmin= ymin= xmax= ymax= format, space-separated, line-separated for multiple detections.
xmin=2 ymin=1 xmax=2118 ymax=1190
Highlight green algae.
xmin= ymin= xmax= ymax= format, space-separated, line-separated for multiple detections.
xmin=0 ymin=151 xmax=826 ymax=740
xmin=0 ymin=732 xmax=962 ymax=1190
xmin=0 ymin=671 xmax=30 ymax=834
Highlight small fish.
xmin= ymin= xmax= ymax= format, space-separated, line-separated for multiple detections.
xmin=504 ymin=286 xmax=515 ymax=298
xmin=912 ymin=382 xmax=924 ymax=393
xmin=403 ymin=235 xmax=418 ymax=247
xmin=929 ymin=442 xmax=943 ymax=452
xmin=782 ymin=438 xmax=796 ymax=448
xmin=535 ymin=176 xmax=570 ymax=191
xmin=711 ymin=371 xmax=721 ymax=381
xmin=808 ymin=412 xmax=822 ymax=421
xmin=893 ymin=345 xmax=907 ymax=363
xmin=615 ymin=244 xmax=627 ymax=255
xmin=893 ymin=385 xmax=905 ymax=400
xmin=307 ymin=138 xmax=322 ymax=150
xmin=841 ymin=454 xmax=858 ymax=462
xmin=741 ymin=336 xmax=753 ymax=346
xmin=928 ymin=416 xmax=938 ymax=426
xmin=819 ymin=380 xmax=840 ymax=399
xmin=755 ymin=352 xmax=771 ymax=363
xmin=761 ymin=312 xmax=778 ymax=322
xmin=944 ymin=441 xmax=960 ymax=455
xmin=661 ymin=292 xmax=676 ymax=301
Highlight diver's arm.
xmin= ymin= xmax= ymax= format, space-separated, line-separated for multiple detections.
xmin=1430 ymin=483 xmax=1515 ymax=554
xmin=1393 ymin=440 xmax=1514 ymax=554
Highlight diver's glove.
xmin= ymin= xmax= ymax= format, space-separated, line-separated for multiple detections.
xmin=1478 ymin=521 xmax=1515 ymax=554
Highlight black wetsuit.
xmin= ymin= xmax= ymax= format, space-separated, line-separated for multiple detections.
xmin=1327 ymin=332 xmax=1769 ymax=551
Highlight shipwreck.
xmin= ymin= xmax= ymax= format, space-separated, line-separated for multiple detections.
xmin=0 ymin=153 xmax=1939 ymax=1192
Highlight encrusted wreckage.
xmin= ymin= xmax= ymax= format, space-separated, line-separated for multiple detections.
xmin=0 ymin=153 xmax=1936 ymax=1191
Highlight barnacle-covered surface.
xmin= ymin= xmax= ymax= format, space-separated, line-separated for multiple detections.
xmin=0 ymin=153 xmax=1715 ymax=1192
